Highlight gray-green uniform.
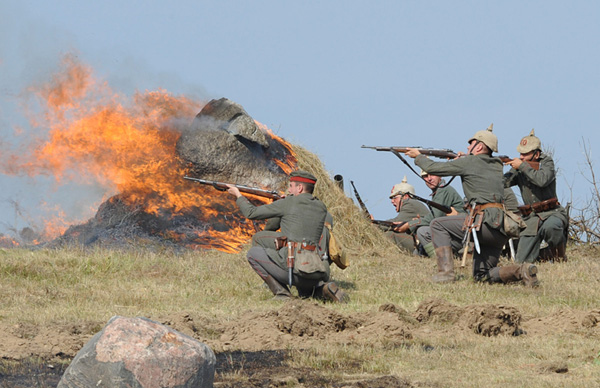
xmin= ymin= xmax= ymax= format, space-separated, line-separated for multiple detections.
xmin=415 ymin=153 xmax=508 ymax=282
xmin=412 ymin=182 xmax=465 ymax=255
xmin=238 ymin=192 xmax=330 ymax=291
xmin=503 ymin=153 xmax=568 ymax=263
xmin=381 ymin=197 xmax=430 ymax=252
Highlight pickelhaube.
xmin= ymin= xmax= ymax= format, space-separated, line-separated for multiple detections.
xmin=389 ymin=176 xmax=415 ymax=198
xmin=468 ymin=123 xmax=498 ymax=153
xmin=516 ymin=128 xmax=541 ymax=154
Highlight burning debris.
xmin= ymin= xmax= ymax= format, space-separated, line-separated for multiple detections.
xmin=1 ymin=56 xmax=297 ymax=252
xmin=49 ymin=98 xmax=297 ymax=252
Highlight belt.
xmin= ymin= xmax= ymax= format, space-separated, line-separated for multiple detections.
xmin=463 ymin=202 xmax=503 ymax=231
xmin=518 ymin=197 xmax=559 ymax=216
xmin=275 ymin=237 xmax=317 ymax=251
xmin=290 ymin=242 xmax=317 ymax=251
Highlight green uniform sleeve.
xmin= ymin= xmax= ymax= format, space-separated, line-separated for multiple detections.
xmin=236 ymin=196 xmax=287 ymax=220
xmin=516 ymin=156 xmax=555 ymax=188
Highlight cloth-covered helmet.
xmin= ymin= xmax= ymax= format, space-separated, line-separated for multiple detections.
xmin=390 ymin=176 xmax=415 ymax=198
xmin=516 ymin=128 xmax=541 ymax=154
xmin=468 ymin=123 xmax=498 ymax=153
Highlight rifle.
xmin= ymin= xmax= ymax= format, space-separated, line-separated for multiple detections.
xmin=371 ymin=220 xmax=407 ymax=229
xmin=350 ymin=180 xmax=371 ymax=218
xmin=183 ymin=176 xmax=282 ymax=200
xmin=362 ymin=145 xmax=458 ymax=159
xmin=498 ymin=156 xmax=540 ymax=170
xmin=350 ymin=180 xmax=406 ymax=229
xmin=407 ymin=192 xmax=452 ymax=214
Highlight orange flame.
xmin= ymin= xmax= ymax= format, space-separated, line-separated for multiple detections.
xmin=1 ymin=54 xmax=297 ymax=252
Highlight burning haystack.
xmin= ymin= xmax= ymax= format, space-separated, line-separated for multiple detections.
xmin=50 ymin=97 xmax=297 ymax=252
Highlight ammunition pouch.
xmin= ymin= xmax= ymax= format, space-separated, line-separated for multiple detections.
xmin=518 ymin=197 xmax=559 ymax=217
xmin=289 ymin=241 xmax=328 ymax=280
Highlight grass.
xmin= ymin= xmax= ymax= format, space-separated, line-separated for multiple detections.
xmin=1 ymin=146 xmax=599 ymax=386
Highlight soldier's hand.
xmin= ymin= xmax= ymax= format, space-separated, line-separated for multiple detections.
xmin=507 ymin=158 xmax=523 ymax=169
xmin=225 ymin=184 xmax=242 ymax=198
xmin=447 ymin=207 xmax=459 ymax=216
xmin=404 ymin=148 xmax=421 ymax=158
xmin=393 ymin=222 xmax=409 ymax=233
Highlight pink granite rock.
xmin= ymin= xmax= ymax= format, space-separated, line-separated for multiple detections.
xmin=58 ymin=316 xmax=215 ymax=388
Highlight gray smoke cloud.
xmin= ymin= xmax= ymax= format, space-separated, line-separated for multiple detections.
xmin=0 ymin=3 xmax=209 ymax=242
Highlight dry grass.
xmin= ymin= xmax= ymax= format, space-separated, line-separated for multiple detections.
xmin=0 ymin=146 xmax=599 ymax=387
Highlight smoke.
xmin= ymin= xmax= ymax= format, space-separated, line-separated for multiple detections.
xmin=0 ymin=4 xmax=208 ymax=242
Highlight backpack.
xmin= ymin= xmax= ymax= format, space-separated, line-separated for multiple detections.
xmin=325 ymin=222 xmax=349 ymax=269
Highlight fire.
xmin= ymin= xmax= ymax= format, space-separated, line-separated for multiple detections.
xmin=1 ymin=54 xmax=297 ymax=252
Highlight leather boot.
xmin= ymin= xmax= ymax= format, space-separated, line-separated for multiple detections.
xmin=519 ymin=263 xmax=539 ymax=287
xmin=264 ymin=276 xmax=292 ymax=300
xmin=551 ymin=242 xmax=568 ymax=262
xmin=432 ymin=246 xmax=455 ymax=283
xmin=498 ymin=264 xmax=539 ymax=287
xmin=423 ymin=242 xmax=436 ymax=259
xmin=320 ymin=282 xmax=349 ymax=303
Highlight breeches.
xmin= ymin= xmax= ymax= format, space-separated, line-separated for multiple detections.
xmin=246 ymin=246 xmax=326 ymax=291
xmin=516 ymin=214 xmax=566 ymax=263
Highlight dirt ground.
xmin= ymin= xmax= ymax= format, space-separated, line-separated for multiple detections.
xmin=0 ymin=299 xmax=598 ymax=387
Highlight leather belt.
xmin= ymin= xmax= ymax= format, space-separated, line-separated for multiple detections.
xmin=518 ymin=197 xmax=559 ymax=217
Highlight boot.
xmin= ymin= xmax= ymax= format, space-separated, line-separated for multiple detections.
xmin=551 ymin=242 xmax=568 ymax=262
xmin=432 ymin=246 xmax=455 ymax=283
xmin=423 ymin=242 xmax=436 ymax=259
xmin=520 ymin=263 xmax=539 ymax=287
xmin=320 ymin=282 xmax=349 ymax=303
xmin=264 ymin=276 xmax=292 ymax=300
xmin=498 ymin=264 xmax=539 ymax=287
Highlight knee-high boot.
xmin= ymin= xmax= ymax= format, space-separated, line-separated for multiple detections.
xmin=432 ymin=246 xmax=455 ymax=283
xmin=498 ymin=264 xmax=539 ymax=287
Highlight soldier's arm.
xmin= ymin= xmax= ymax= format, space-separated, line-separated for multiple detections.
xmin=503 ymin=168 xmax=519 ymax=188
xmin=236 ymin=196 xmax=287 ymax=220
xmin=517 ymin=157 xmax=555 ymax=188
xmin=414 ymin=154 xmax=469 ymax=178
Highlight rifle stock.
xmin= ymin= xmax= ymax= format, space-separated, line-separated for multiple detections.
xmin=407 ymin=193 xmax=452 ymax=214
xmin=183 ymin=176 xmax=282 ymax=200
xmin=498 ymin=156 xmax=540 ymax=170
xmin=362 ymin=145 xmax=458 ymax=159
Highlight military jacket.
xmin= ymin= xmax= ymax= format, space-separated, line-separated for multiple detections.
xmin=415 ymin=153 xmax=504 ymax=231
xmin=236 ymin=193 xmax=328 ymax=265
xmin=503 ymin=153 xmax=567 ymax=235
xmin=382 ymin=197 xmax=430 ymax=233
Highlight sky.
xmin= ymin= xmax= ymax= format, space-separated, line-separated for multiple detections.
xmin=1 ymin=0 xmax=599 ymax=238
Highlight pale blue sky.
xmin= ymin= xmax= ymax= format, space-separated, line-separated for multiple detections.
xmin=1 ymin=1 xmax=598 ymax=236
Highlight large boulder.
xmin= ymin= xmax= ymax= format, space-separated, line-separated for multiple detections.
xmin=58 ymin=316 xmax=215 ymax=388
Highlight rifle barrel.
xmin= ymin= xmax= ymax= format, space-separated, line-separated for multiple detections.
xmin=362 ymin=145 xmax=458 ymax=159
xmin=184 ymin=176 xmax=282 ymax=200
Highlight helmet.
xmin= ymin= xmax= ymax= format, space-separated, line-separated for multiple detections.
xmin=516 ymin=128 xmax=542 ymax=154
xmin=390 ymin=176 xmax=415 ymax=198
xmin=468 ymin=123 xmax=498 ymax=153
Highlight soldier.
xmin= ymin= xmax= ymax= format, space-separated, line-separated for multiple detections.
xmin=412 ymin=170 xmax=465 ymax=258
xmin=380 ymin=176 xmax=430 ymax=253
xmin=226 ymin=170 xmax=348 ymax=302
xmin=503 ymin=129 xmax=568 ymax=263
xmin=404 ymin=124 xmax=539 ymax=286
